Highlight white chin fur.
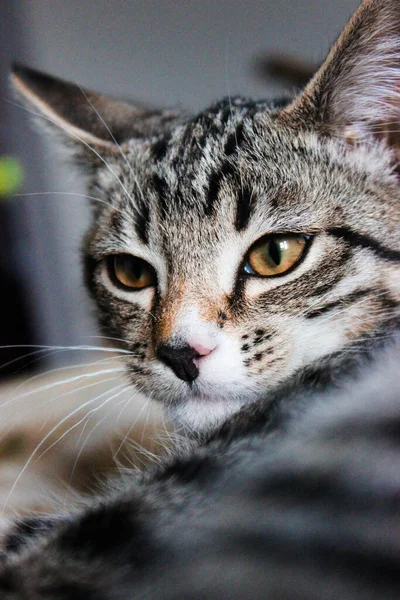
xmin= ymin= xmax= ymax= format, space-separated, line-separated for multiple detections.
xmin=167 ymin=396 xmax=246 ymax=435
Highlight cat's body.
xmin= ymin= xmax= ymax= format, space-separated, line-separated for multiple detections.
xmin=1 ymin=341 xmax=400 ymax=599
xmin=2 ymin=0 xmax=400 ymax=597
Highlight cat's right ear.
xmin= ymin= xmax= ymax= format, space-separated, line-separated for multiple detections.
xmin=280 ymin=0 xmax=400 ymax=155
xmin=11 ymin=64 xmax=178 ymax=157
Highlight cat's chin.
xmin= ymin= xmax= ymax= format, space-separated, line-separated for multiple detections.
xmin=166 ymin=395 xmax=247 ymax=435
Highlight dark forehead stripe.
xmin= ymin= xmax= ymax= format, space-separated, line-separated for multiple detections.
xmin=135 ymin=200 xmax=150 ymax=245
xmin=182 ymin=102 xmax=229 ymax=157
xmin=328 ymin=227 xmax=400 ymax=262
xmin=235 ymin=185 xmax=255 ymax=232
xmin=130 ymin=181 xmax=151 ymax=244
xmin=224 ymin=122 xmax=245 ymax=157
xmin=205 ymin=160 xmax=237 ymax=217
xmin=110 ymin=199 xmax=150 ymax=245
xmin=109 ymin=205 xmax=149 ymax=244
xmin=152 ymin=173 xmax=169 ymax=217
xmin=151 ymin=133 xmax=171 ymax=161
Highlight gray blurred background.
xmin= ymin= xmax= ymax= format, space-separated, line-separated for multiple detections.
xmin=1 ymin=0 xmax=360 ymax=373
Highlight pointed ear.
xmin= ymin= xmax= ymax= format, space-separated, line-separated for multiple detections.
xmin=11 ymin=64 xmax=179 ymax=153
xmin=281 ymin=0 xmax=400 ymax=151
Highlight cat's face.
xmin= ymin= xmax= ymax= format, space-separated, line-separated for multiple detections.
xmin=12 ymin=0 xmax=400 ymax=433
xmin=84 ymin=103 xmax=399 ymax=431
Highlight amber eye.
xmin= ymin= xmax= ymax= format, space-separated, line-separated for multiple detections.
xmin=108 ymin=254 xmax=156 ymax=290
xmin=244 ymin=234 xmax=309 ymax=277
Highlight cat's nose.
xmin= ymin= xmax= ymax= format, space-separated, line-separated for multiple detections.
xmin=156 ymin=343 xmax=204 ymax=382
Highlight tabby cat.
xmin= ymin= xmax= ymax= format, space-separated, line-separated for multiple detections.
xmin=1 ymin=0 xmax=399 ymax=597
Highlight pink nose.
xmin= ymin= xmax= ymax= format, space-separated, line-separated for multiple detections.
xmin=191 ymin=342 xmax=216 ymax=357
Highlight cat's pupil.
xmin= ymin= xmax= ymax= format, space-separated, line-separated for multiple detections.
xmin=111 ymin=255 xmax=155 ymax=289
xmin=122 ymin=256 xmax=144 ymax=282
xmin=268 ymin=240 xmax=281 ymax=266
xmin=245 ymin=234 xmax=308 ymax=277
xmin=131 ymin=260 xmax=144 ymax=281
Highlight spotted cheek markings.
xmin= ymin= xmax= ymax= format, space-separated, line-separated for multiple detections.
xmin=240 ymin=328 xmax=284 ymax=374
xmin=217 ymin=311 xmax=228 ymax=329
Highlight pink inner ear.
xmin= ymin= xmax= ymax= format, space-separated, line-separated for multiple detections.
xmin=278 ymin=2 xmax=400 ymax=147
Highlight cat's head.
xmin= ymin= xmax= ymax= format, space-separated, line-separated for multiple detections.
xmin=12 ymin=0 xmax=400 ymax=433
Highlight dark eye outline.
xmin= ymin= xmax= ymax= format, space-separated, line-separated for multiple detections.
xmin=241 ymin=234 xmax=312 ymax=279
xmin=106 ymin=254 xmax=157 ymax=291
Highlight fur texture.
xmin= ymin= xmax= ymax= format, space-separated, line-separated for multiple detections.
xmin=3 ymin=0 xmax=400 ymax=597
xmin=13 ymin=1 xmax=400 ymax=435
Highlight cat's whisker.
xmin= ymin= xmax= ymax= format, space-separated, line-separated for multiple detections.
xmin=0 ymin=379 xmax=131 ymax=515
xmin=72 ymin=78 xmax=146 ymax=205
xmin=0 ymin=343 xmax=132 ymax=354
xmin=154 ymin=411 xmax=186 ymax=457
xmin=40 ymin=373 xmax=127 ymax=413
xmin=3 ymin=345 xmax=127 ymax=380
xmin=36 ymin=372 xmax=130 ymax=437
xmin=346 ymin=331 xmax=400 ymax=348
xmin=14 ymin=191 xmax=129 ymax=218
xmin=124 ymin=418 xmax=165 ymax=466
xmin=118 ymin=420 xmax=164 ymax=471
xmin=0 ymin=346 xmax=61 ymax=374
xmin=116 ymin=393 xmax=137 ymax=424
xmin=7 ymin=99 xmax=137 ymax=210
xmin=114 ymin=381 xmax=150 ymax=429
xmin=88 ymin=335 xmax=132 ymax=347
xmin=139 ymin=400 xmax=154 ymax=450
xmin=118 ymin=449 xmax=146 ymax=472
xmin=155 ymin=411 xmax=174 ymax=449
xmin=35 ymin=383 xmax=130 ymax=464
xmin=125 ymin=437 xmax=161 ymax=466
xmin=62 ymin=384 xmax=135 ymax=485
xmin=59 ymin=388 xmax=140 ymax=511
xmin=112 ymin=395 xmax=152 ymax=463
xmin=0 ymin=361 xmax=127 ymax=412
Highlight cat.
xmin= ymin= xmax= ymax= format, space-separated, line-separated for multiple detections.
xmin=1 ymin=0 xmax=399 ymax=597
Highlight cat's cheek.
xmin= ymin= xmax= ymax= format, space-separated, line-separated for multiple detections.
xmin=289 ymin=317 xmax=347 ymax=370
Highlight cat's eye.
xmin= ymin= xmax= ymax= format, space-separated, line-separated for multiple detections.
xmin=108 ymin=254 xmax=156 ymax=290
xmin=244 ymin=234 xmax=309 ymax=277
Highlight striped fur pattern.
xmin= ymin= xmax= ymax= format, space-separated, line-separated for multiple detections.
xmin=86 ymin=104 xmax=399 ymax=434
xmin=2 ymin=1 xmax=400 ymax=598
xmin=11 ymin=0 xmax=400 ymax=435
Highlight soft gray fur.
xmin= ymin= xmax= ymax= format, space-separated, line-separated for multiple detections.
xmin=2 ymin=0 xmax=400 ymax=597
xmin=12 ymin=0 xmax=400 ymax=434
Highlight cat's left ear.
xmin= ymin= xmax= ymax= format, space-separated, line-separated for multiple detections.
xmin=11 ymin=64 xmax=178 ymax=154
xmin=281 ymin=0 xmax=400 ymax=153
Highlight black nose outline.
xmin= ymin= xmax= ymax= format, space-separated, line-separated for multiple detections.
xmin=156 ymin=343 xmax=199 ymax=383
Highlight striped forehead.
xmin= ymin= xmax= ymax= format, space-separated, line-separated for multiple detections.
xmin=141 ymin=101 xmax=272 ymax=236
xmin=108 ymin=98 xmax=360 ymax=252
